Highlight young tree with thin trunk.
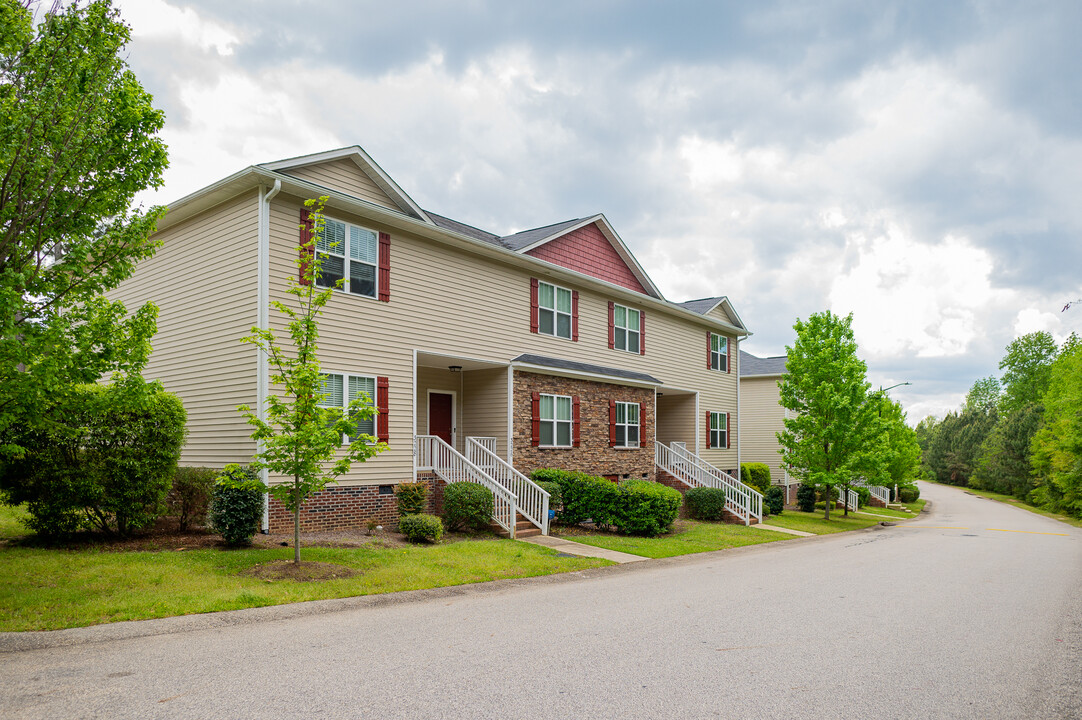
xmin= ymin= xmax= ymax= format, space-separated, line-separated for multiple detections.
xmin=777 ymin=311 xmax=885 ymax=519
xmin=225 ymin=197 xmax=386 ymax=564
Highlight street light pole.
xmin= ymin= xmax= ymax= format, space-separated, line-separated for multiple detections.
xmin=878 ymin=382 xmax=912 ymax=503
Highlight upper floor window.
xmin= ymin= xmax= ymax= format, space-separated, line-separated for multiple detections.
xmin=710 ymin=333 xmax=728 ymax=372
xmin=316 ymin=217 xmax=378 ymax=298
xmin=613 ymin=401 xmax=640 ymax=448
xmin=540 ymin=393 xmax=573 ymax=447
xmin=613 ymin=304 xmax=641 ymax=354
xmin=538 ymin=281 xmax=573 ymax=339
xmin=319 ymin=372 xmax=376 ymax=440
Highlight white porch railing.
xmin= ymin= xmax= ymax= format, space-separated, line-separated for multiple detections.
xmin=656 ymin=442 xmax=763 ymax=525
xmin=466 ymin=437 xmax=549 ymax=536
xmin=838 ymin=487 xmax=859 ymax=511
xmin=867 ymin=485 xmax=890 ymax=506
xmin=415 ymin=435 xmax=518 ymax=538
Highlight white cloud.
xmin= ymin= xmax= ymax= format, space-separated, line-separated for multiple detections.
xmin=120 ymin=0 xmax=238 ymax=56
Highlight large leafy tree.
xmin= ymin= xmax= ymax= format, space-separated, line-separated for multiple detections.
xmin=0 ymin=0 xmax=167 ymax=457
xmin=229 ymin=198 xmax=386 ymax=564
xmin=875 ymin=396 xmax=921 ymax=488
xmin=777 ymin=311 xmax=885 ymax=519
xmin=998 ymin=331 xmax=1058 ymax=415
xmin=963 ymin=376 xmax=1000 ymax=414
xmin=1030 ymin=338 xmax=1082 ymax=517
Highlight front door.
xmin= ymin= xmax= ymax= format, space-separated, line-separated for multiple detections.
xmin=428 ymin=392 xmax=454 ymax=446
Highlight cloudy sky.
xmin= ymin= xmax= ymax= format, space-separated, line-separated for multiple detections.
xmin=110 ymin=0 xmax=1081 ymax=423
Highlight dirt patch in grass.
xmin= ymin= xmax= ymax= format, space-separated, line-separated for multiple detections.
xmin=242 ymin=559 xmax=361 ymax=582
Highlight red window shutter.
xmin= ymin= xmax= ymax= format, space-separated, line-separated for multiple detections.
xmin=639 ymin=310 xmax=645 ymax=356
xmin=530 ymin=278 xmax=539 ymax=333
xmin=707 ymin=331 xmax=713 ymax=369
xmin=572 ymin=290 xmax=579 ymax=342
xmin=376 ymin=376 xmax=389 ymax=443
xmin=608 ymin=302 xmax=615 ymax=349
xmin=726 ymin=412 xmax=731 ymax=449
xmin=572 ymin=395 xmax=581 ymax=447
xmin=299 ymin=206 xmax=314 ymax=286
xmin=531 ymin=392 xmax=540 ymax=447
xmin=378 ymin=232 xmax=391 ymax=302
xmin=609 ymin=399 xmax=617 ymax=447
xmin=706 ymin=410 xmax=713 ymax=448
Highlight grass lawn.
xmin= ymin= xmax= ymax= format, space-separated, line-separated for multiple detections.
xmin=0 ymin=506 xmax=610 ymax=632
xmin=0 ymin=504 xmax=30 ymax=540
xmin=851 ymin=500 xmax=926 ymax=519
xmin=761 ymin=510 xmax=882 ymax=535
xmin=951 ymin=486 xmax=1082 ymax=529
xmin=553 ymin=520 xmax=791 ymax=559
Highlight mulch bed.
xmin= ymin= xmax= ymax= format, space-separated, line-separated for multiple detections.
xmin=242 ymin=559 xmax=361 ymax=582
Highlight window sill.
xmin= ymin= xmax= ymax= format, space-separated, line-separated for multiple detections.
xmin=612 ymin=445 xmax=641 ymax=450
xmin=537 ymin=445 xmax=574 ymax=450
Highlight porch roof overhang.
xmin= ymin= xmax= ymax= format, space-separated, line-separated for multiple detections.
xmin=511 ymin=353 xmax=662 ymax=389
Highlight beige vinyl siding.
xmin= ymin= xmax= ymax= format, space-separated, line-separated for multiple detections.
xmin=707 ymin=304 xmax=735 ymax=326
xmin=740 ymin=376 xmax=789 ymax=484
xmin=107 ymin=191 xmax=260 ymax=467
xmin=656 ymin=393 xmax=696 ymax=446
xmin=283 ymin=159 xmax=401 ymax=212
xmin=267 ymin=193 xmax=740 ymax=485
xmin=462 ymin=368 xmax=510 ymax=457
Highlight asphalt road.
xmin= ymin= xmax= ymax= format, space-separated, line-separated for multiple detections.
xmin=2 ymin=481 xmax=1080 ymax=719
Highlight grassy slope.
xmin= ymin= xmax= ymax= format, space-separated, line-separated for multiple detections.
xmin=557 ymin=520 xmax=789 ymax=558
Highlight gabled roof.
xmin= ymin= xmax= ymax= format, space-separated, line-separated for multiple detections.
xmin=512 ymin=353 xmax=661 ymax=385
xmin=677 ymin=296 xmax=748 ymax=334
xmin=739 ymin=350 xmax=788 ymax=377
xmin=259 ymin=146 xmax=433 ymax=225
xmin=501 ymin=218 xmax=589 ymax=250
xmin=426 ymin=210 xmax=503 ymax=247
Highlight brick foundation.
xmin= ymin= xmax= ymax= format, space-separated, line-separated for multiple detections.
xmin=513 ymin=371 xmax=655 ymax=481
xmin=267 ymin=473 xmax=442 ymax=533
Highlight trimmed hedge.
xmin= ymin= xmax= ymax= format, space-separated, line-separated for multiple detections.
xmin=765 ymin=486 xmax=784 ymax=515
xmin=618 ymin=480 xmax=682 ymax=536
xmin=898 ymin=485 xmax=920 ymax=503
xmin=530 ymin=469 xmax=682 ymax=536
xmin=854 ymin=486 xmax=871 ymax=507
xmin=534 ymin=480 xmax=561 ymax=514
xmin=399 ymin=513 xmax=443 ymax=543
xmin=443 ymin=482 xmax=494 ymax=532
xmin=168 ymin=466 xmax=218 ymax=531
xmin=796 ymin=483 xmax=817 ymax=513
xmin=210 ymin=466 xmax=264 ymax=546
xmin=394 ymin=482 xmax=428 ymax=517
xmin=685 ymin=487 xmax=728 ymax=521
xmin=740 ymin=463 xmax=772 ymax=495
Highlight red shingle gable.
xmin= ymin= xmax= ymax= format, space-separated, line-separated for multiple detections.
xmin=524 ymin=223 xmax=648 ymax=294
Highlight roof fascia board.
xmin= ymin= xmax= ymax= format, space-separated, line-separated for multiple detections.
xmin=514 ymin=213 xmax=663 ymax=300
xmin=718 ymin=297 xmax=748 ymax=332
xmin=158 ymin=167 xmax=748 ymax=337
xmin=511 ymin=361 xmax=660 ymax=389
xmin=261 ymin=146 xmax=433 ymax=225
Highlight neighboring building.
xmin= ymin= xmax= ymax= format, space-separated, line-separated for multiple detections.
xmin=738 ymin=350 xmax=799 ymax=503
xmin=110 ymin=145 xmax=755 ymax=533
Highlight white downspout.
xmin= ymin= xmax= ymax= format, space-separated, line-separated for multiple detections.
xmin=258 ymin=179 xmax=281 ymax=532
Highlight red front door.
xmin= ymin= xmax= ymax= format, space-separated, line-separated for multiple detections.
xmin=428 ymin=393 xmax=453 ymax=446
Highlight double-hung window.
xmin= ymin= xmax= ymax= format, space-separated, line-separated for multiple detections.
xmin=316 ymin=216 xmax=378 ymax=298
xmin=318 ymin=372 xmax=376 ymax=441
xmin=538 ymin=281 xmax=573 ymax=339
xmin=710 ymin=333 xmax=728 ymax=372
xmin=709 ymin=411 xmax=728 ymax=449
xmin=614 ymin=401 xmax=640 ymax=448
xmin=613 ymin=304 xmax=641 ymax=353
xmin=540 ymin=394 xmax=573 ymax=447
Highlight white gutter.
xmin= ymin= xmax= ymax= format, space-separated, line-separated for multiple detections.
xmin=258 ymin=179 xmax=281 ymax=532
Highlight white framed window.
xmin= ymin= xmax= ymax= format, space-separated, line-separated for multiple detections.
xmin=709 ymin=411 xmax=728 ymax=449
xmin=538 ymin=281 xmax=573 ymax=339
xmin=614 ymin=401 xmax=640 ymax=448
xmin=318 ymin=372 xmax=376 ymax=440
xmin=316 ymin=216 xmax=378 ymax=298
xmin=613 ymin=304 xmax=641 ymax=353
xmin=540 ymin=393 xmax=573 ymax=447
xmin=710 ymin=333 xmax=728 ymax=372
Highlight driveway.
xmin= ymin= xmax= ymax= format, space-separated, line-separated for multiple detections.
xmin=2 ymin=481 xmax=1079 ymax=719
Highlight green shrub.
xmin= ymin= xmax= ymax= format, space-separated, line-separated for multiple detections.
xmin=898 ymin=485 xmax=920 ymax=503
xmin=0 ymin=381 xmax=186 ymax=537
xmin=765 ymin=486 xmax=784 ymax=515
xmin=534 ymin=480 xmax=561 ymax=514
xmin=210 ymin=466 xmax=264 ymax=546
xmin=796 ymin=483 xmax=817 ymax=513
xmin=168 ymin=467 xmax=218 ymax=531
xmin=685 ymin=487 xmax=728 ymax=520
xmin=740 ymin=463 xmax=772 ymax=495
xmin=616 ymin=480 xmax=682 ymax=536
xmin=394 ymin=481 xmax=428 ymax=517
xmin=443 ymin=482 xmax=494 ymax=532
xmin=854 ymin=486 xmax=871 ymax=507
xmin=399 ymin=513 xmax=443 ymax=543
xmin=543 ymin=470 xmax=621 ymax=528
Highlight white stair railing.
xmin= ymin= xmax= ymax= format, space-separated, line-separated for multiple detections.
xmin=867 ymin=485 xmax=890 ymax=506
xmin=837 ymin=487 xmax=859 ymax=511
xmin=414 ymin=435 xmax=517 ymax=537
xmin=466 ymin=437 xmax=549 ymax=535
xmin=655 ymin=442 xmax=763 ymax=525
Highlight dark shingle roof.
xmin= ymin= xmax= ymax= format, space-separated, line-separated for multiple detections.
xmin=677 ymin=297 xmax=724 ymax=315
xmin=425 ymin=210 xmax=504 ymax=247
xmin=512 ymin=353 xmax=661 ymax=385
xmin=739 ymin=350 xmax=787 ymax=377
xmin=499 ymin=218 xmax=588 ymax=251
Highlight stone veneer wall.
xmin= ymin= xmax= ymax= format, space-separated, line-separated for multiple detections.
xmin=512 ymin=371 xmax=655 ymax=481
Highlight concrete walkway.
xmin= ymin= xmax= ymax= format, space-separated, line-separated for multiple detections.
xmin=753 ymin=523 xmax=814 ymax=537
xmin=519 ymin=534 xmax=648 ymax=563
